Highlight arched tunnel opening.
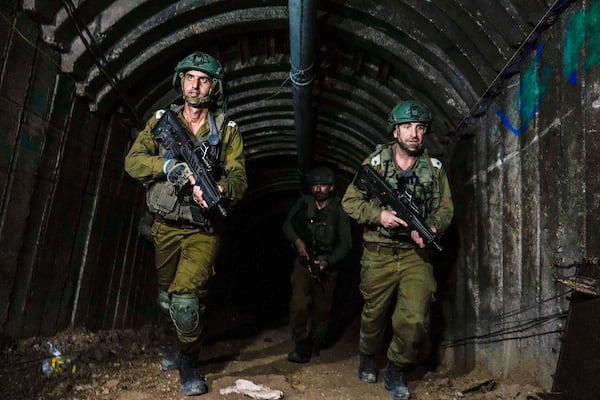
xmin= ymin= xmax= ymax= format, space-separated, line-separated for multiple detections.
xmin=152 ymin=174 xmax=460 ymax=366
xmin=205 ymin=188 xmax=364 ymax=343
xmin=120 ymin=173 xmax=460 ymax=380
xmin=3 ymin=1 xmax=600 ymax=399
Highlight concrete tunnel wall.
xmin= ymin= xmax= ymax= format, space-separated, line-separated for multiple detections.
xmin=442 ymin=2 xmax=600 ymax=387
xmin=1 ymin=0 xmax=599 ymax=390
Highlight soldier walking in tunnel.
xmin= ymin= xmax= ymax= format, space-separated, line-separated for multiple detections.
xmin=282 ymin=166 xmax=352 ymax=363
xmin=124 ymin=52 xmax=247 ymax=396
xmin=342 ymin=100 xmax=454 ymax=400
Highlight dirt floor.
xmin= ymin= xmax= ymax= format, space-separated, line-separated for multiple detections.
xmin=0 ymin=311 xmax=549 ymax=400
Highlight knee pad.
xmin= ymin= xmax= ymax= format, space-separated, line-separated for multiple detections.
xmin=169 ymin=294 xmax=201 ymax=338
xmin=158 ymin=289 xmax=171 ymax=317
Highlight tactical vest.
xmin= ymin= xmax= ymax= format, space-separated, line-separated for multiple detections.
xmin=146 ymin=107 xmax=228 ymax=230
xmin=292 ymin=195 xmax=342 ymax=257
xmin=368 ymin=142 xmax=441 ymax=239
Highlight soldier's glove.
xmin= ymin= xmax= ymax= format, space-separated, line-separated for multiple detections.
xmin=166 ymin=161 xmax=193 ymax=187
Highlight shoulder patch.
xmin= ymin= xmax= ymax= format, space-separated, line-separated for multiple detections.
xmin=154 ymin=109 xmax=165 ymax=120
xmin=430 ymin=157 xmax=442 ymax=169
xmin=371 ymin=154 xmax=381 ymax=166
xmin=227 ymin=120 xmax=237 ymax=127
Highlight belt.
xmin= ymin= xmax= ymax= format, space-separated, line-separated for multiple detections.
xmin=155 ymin=215 xmax=202 ymax=230
xmin=363 ymin=242 xmax=403 ymax=256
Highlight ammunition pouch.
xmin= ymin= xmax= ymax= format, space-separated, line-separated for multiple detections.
xmin=146 ymin=181 xmax=210 ymax=229
xmin=146 ymin=181 xmax=178 ymax=215
xmin=169 ymin=294 xmax=201 ymax=338
xmin=378 ymin=222 xmax=411 ymax=240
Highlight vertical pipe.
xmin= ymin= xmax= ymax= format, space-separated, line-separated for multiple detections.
xmin=289 ymin=0 xmax=317 ymax=175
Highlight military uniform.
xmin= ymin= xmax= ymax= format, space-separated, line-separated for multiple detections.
xmin=282 ymin=191 xmax=352 ymax=361
xmin=125 ymin=50 xmax=246 ymax=397
xmin=124 ymin=108 xmax=247 ymax=354
xmin=342 ymin=141 xmax=453 ymax=368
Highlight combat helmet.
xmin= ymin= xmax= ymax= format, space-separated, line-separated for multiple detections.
xmin=386 ymin=100 xmax=432 ymax=133
xmin=172 ymin=52 xmax=224 ymax=103
xmin=306 ymin=166 xmax=335 ymax=185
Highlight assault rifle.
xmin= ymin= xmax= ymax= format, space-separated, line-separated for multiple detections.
xmin=301 ymin=219 xmax=325 ymax=281
xmin=354 ymin=164 xmax=443 ymax=252
xmin=300 ymin=253 xmax=323 ymax=282
xmin=152 ymin=109 xmax=227 ymax=218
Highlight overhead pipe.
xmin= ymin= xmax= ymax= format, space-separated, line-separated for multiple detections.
xmin=288 ymin=0 xmax=317 ymax=176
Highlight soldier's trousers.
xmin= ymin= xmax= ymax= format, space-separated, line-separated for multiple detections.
xmin=289 ymin=257 xmax=337 ymax=344
xmin=152 ymin=220 xmax=220 ymax=354
xmin=358 ymin=246 xmax=436 ymax=367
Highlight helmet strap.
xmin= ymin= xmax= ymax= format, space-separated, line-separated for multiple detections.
xmin=179 ymin=73 xmax=220 ymax=107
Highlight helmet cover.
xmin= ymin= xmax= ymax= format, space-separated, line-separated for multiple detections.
xmin=387 ymin=100 xmax=432 ymax=133
xmin=172 ymin=52 xmax=224 ymax=101
xmin=306 ymin=166 xmax=335 ymax=185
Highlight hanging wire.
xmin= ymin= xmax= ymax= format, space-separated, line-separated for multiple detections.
xmin=0 ymin=10 xmax=63 ymax=70
xmin=289 ymin=60 xmax=315 ymax=86
xmin=61 ymin=0 xmax=143 ymax=128
xmin=260 ymin=75 xmax=292 ymax=101
xmin=482 ymin=290 xmax=569 ymax=323
xmin=447 ymin=0 xmax=577 ymax=151
xmin=440 ymin=290 xmax=572 ymax=348
xmin=0 ymin=7 xmax=141 ymax=128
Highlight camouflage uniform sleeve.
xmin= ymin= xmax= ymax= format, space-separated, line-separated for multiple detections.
xmin=341 ymin=163 xmax=382 ymax=226
xmin=124 ymin=114 xmax=167 ymax=185
xmin=426 ymin=167 xmax=454 ymax=234
xmin=218 ymin=121 xmax=248 ymax=204
xmin=282 ymin=196 xmax=306 ymax=244
xmin=324 ymin=202 xmax=352 ymax=265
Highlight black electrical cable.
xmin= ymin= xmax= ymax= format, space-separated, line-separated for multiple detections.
xmin=447 ymin=0 xmax=577 ymax=152
xmin=61 ymin=0 xmax=143 ymax=129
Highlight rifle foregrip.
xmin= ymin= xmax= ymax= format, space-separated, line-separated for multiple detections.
xmin=153 ymin=110 xmax=228 ymax=217
xmin=431 ymin=240 xmax=443 ymax=252
xmin=356 ymin=164 xmax=443 ymax=252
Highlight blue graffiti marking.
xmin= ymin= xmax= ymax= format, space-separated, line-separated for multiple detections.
xmin=496 ymin=0 xmax=600 ymax=135
xmin=563 ymin=9 xmax=585 ymax=84
xmin=497 ymin=45 xmax=551 ymax=136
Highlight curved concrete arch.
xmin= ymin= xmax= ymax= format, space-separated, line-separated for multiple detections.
xmin=322 ymin=0 xmax=489 ymax=97
xmin=54 ymin=1 xmax=285 ymax=72
xmin=25 ymin=0 xmax=559 ymax=177
xmin=323 ymin=17 xmax=474 ymax=112
xmin=85 ymin=9 xmax=288 ymax=99
xmin=78 ymin=3 xmax=469 ymax=136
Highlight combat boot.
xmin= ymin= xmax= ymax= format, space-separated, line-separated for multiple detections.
xmin=358 ymin=353 xmax=377 ymax=383
xmin=159 ymin=343 xmax=182 ymax=371
xmin=287 ymin=341 xmax=312 ymax=363
xmin=310 ymin=323 xmax=328 ymax=358
xmin=178 ymin=353 xmax=208 ymax=396
xmin=384 ymin=361 xmax=410 ymax=400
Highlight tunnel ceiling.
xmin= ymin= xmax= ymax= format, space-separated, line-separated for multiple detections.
xmin=25 ymin=0 xmax=561 ymax=197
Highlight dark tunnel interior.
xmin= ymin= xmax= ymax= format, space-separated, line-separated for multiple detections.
xmin=5 ymin=2 xmax=600 ymax=396
xmin=179 ymin=186 xmax=366 ymax=344
xmin=189 ymin=185 xmax=460 ymax=365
